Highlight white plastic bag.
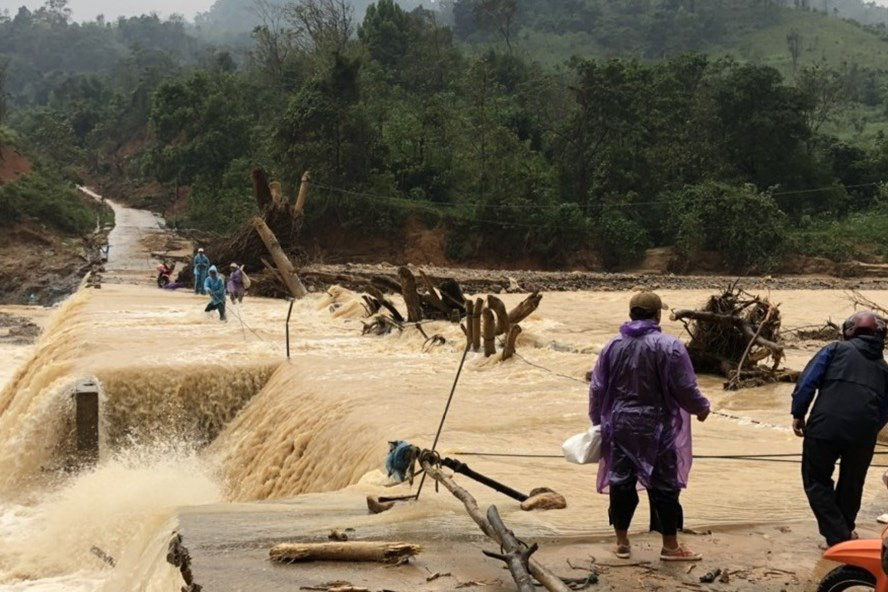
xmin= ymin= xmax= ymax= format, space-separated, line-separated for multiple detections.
xmin=562 ymin=425 xmax=602 ymax=464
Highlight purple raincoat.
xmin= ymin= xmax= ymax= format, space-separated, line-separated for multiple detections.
xmin=588 ymin=320 xmax=710 ymax=493
xmin=227 ymin=268 xmax=243 ymax=293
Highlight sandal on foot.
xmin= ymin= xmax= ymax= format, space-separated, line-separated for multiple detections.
xmin=614 ymin=544 xmax=631 ymax=559
xmin=660 ymin=546 xmax=702 ymax=562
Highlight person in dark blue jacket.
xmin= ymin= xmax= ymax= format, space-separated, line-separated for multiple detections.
xmin=791 ymin=311 xmax=888 ymax=548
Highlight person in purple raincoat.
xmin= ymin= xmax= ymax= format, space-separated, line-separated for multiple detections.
xmin=589 ymin=291 xmax=711 ymax=562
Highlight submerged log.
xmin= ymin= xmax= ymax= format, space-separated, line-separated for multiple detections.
xmin=419 ymin=270 xmax=451 ymax=316
xmin=463 ymin=298 xmax=476 ymax=349
xmin=488 ymin=295 xmax=510 ymax=336
xmin=482 ymin=308 xmax=496 ymax=357
xmin=439 ymin=279 xmax=467 ymax=314
xmin=269 ymin=542 xmax=421 ymax=564
xmin=398 ymin=266 xmax=423 ymax=323
xmin=502 ymin=325 xmax=523 ymax=361
xmin=472 ymin=297 xmax=483 ymax=352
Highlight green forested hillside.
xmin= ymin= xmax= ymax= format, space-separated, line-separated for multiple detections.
xmin=6 ymin=0 xmax=888 ymax=272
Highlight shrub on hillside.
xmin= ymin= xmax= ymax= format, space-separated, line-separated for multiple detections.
xmin=0 ymin=171 xmax=94 ymax=234
xmin=666 ymin=182 xmax=787 ymax=273
xmin=593 ymin=209 xmax=650 ymax=271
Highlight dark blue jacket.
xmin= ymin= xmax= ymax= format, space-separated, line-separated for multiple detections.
xmin=791 ymin=335 xmax=888 ymax=441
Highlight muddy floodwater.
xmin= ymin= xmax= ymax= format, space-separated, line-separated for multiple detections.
xmin=1 ymin=200 xmax=887 ymax=591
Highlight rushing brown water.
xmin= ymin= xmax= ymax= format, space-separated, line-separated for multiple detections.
xmin=1 ymin=199 xmax=887 ymax=589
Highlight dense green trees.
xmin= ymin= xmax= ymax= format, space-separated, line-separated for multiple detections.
xmin=8 ymin=0 xmax=888 ymax=270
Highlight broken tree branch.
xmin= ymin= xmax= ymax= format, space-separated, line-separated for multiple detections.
xmin=252 ymin=217 xmax=307 ymax=299
xmin=729 ymin=306 xmax=775 ymax=389
xmin=482 ymin=506 xmax=538 ymax=592
xmin=509 ymin=291 xmax=542 ymax=325
xmin=420 ymin=459 xmax=570 ymax=592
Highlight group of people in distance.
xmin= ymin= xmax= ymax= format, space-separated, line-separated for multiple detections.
xmin=192 ymin=247 xmax=247 ymax=322
xmin=588 ymin=291 xmax=888 ymax=561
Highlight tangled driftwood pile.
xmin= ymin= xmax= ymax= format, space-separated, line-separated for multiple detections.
xmin=211 ymin=169 xmax=310 ymax=276
xmin=359 ymin=266 xmax=542 ymax=360
xmin=672 ymin=285 xmax=799 ymax=390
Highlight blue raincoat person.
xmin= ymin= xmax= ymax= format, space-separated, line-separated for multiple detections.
xmin=204 ymin=265 xmax=226 ymax=321
xmin=193 ymin=248 xmax=210 ymax=295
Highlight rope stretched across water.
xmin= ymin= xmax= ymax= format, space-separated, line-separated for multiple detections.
xmin=507 ymin=351 xmax=888 ymax=462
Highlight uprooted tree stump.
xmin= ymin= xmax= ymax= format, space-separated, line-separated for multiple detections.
xmin=211 ymin=168 xmax=311 ymax=282
xmin=671 ymin=285 xmax=799 ymax=390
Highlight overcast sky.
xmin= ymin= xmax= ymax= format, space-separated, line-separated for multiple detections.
xmin=0 ymin=0 xmax=216 ymax=20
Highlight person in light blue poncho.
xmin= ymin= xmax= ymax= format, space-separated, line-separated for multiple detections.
xmin=203 ymin=265 xmax=226 ymax=321
xmin=193 ymin=248 xmax=210 ymax=295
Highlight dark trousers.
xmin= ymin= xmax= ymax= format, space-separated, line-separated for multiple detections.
xmin=802 ymin=436 xmax=875 ymax=546
xmin=205 ymin=301 xmax=226 ymax=320
xmin=608 ymin=446 xmax=683 ymax=536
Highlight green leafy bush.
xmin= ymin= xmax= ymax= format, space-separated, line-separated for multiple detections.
xmin=593 ymin=209 xmax=650 ymax=271
xmin=0 ymin=170 xmax=94 ymax=234
xmin=667 ymin=182 xmax=787 ymax=273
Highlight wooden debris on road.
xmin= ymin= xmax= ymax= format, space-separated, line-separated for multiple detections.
xmin=270 ymin=541 xmax=421 ymax=564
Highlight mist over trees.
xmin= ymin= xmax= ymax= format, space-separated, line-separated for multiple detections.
xmin=194 ymin=0 xmax=428 ymax=35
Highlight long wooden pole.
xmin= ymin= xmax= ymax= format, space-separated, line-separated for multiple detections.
xmin=252 ymin=217 xmax=307 ymax=299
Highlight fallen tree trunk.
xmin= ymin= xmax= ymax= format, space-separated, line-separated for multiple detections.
xmin=252 ymin=217 xmax=307 ymax=299
xmin=269 ymin=542 xmax=421 ymax=564
xmin=420 ymin=459 xmax=570 ymax=592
